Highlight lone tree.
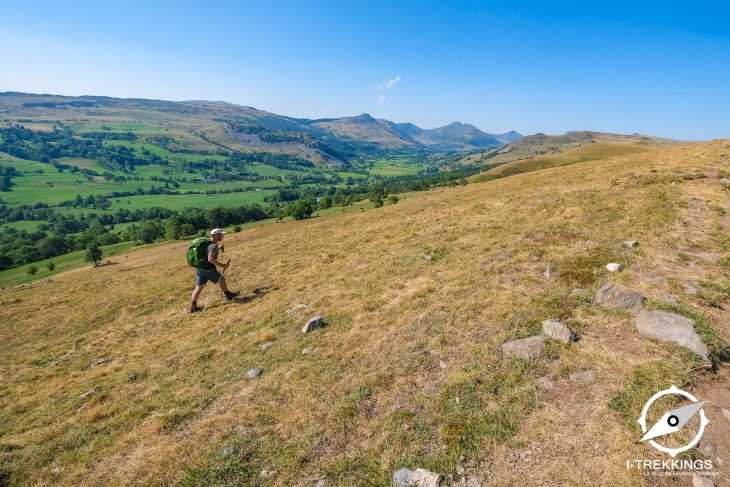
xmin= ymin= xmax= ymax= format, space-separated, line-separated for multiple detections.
xmin=47 ymin=262 xmax=55 ymax=271
xmin=26 ymin=265 xmax=38 ymax=276
xmin=85 ymin=241 xmax=103 ymax=267
xmin=289 ymin=200 xmax=314 ymax=220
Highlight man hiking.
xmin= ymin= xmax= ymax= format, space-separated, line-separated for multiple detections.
xmin=189 ymin=228 xmax=240 ymax=313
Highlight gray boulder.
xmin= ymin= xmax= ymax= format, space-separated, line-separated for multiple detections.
xmin=594 ymin=283 xmax=645 ymax=313
xmin=411 ymin=469 xmax=441 ymax=487
xmin=542 ymin=319 xmax=579 ymax=344
xmin=393 ymin=468 xmax=414 ymax=487
xmin=635 ymin=311 xmax=709 ymax=362
xmin=501 ymin=336 xmax=545 ymax=360
xmin=568 ymin=370 xmax=597 ymax=382
xmin=683 ymin=283 xmax=698 ymax=295
xmin=246 ymin=368 xmax=262 ymax=379
xmin=302 ymin=316 xmax=324 ymax=333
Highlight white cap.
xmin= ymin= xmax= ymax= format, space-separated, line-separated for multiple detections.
xmin=210 ymin=228 xmax=226 ymax=235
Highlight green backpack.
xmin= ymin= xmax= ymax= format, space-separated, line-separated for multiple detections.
xmin=187 ymin=237 xmax=213 ymax=268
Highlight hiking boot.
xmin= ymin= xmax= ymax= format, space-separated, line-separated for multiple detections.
xmin=225 ymin=290 xmax=240 ymax=301
xmin=190 ymin=302 xmax=202 ymax=313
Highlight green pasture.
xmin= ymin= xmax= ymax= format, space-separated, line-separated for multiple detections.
xmin=104 ymin=140 xmax=226 ymax=163
xmin=368 ymin=159 xmax=424 ymax=176
xmin=106 ymin=189 xmax=275 ymax=211
xmin=0 ymin=240 xmax=139 ymax=288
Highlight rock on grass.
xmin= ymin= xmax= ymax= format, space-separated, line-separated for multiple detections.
xmin=302 ymin=316 xmax=324 ymax=333
xmin=635 ymin=310 xmax=710 ymax=362
xmin=594 ymin=283 xmax=645 ymax=313
xmin=501 ymin=336 xmax=545 ymax=360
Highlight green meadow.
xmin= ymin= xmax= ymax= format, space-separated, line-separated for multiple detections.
xmin=368 ymin=158 xmax=424 ymax=176
xmin=104 ymin=140 xmax=227 ymax=163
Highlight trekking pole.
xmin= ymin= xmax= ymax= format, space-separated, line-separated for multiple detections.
xmin=202 ymin=260 xmax=231 ymax=312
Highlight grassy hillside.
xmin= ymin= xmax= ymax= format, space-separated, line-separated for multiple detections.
xmin=1 ymin=141 xmax=729 ymax=486
xmin=470 ymin=142 xmax=655 ymax=183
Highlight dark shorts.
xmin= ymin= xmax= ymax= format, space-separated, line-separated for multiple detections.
xmin=195 ymin=267 xmax=223 ymax=286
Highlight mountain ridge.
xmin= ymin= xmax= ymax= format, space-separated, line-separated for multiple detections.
xmin=0 ymin=92 xmax=522 ymax=163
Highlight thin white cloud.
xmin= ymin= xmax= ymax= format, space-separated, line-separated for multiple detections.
xmin=376 ymin=95 xmax=387 ymax=103
xmin=385 ymin=75 xmax=401 ymax=89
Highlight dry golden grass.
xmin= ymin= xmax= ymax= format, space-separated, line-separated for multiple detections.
xmin=1 ymin=141 xmax=729 ymax=486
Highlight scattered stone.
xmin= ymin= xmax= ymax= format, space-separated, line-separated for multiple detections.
xmin=722 ymin=409 xmax=730 ymax=421
xmin=720 ymin=177 xmax=730 ymax=185
xmin=302 ymin=316 xmax=324 ymax=333
xmin=569 ymin=370 xmax=597 ymax=382
xmin=585 ymin=240 xmax=598 ymax=248
xmin=501 ymin=336 xmax=545 ymax=360
xmin=692 ymin=474 xmax=714 ymax=487
xmin=301 ymin=348 xmax=311 ymax=354
xmin=393 ymin=468 xmax=414 ymax=487
xmin=543 ymin=262 xmax=554 ymax=279
xmin=683 ymin=283 xmax=698 ymax=295
xmin=542 ymin=319 xmax=571 ymax=344
xmin=635 ymin=311 xmax=709 ymax=362
xmin=425 ymin=251 xmax=435 ymax=261
xmin=90 ymin=358 xmax=109 ymax=368
xmin=606 ymin=263 xmax=622 ymax=272
xmin=285 ymin=303 xmax=307 ymax=315
xmin=127 ymin=373 xmax=138 ymax=382
xmin=246 ymin=368 xmax=262 ymax=379
xmin=51 ymin=466 xmax=64 ymax=474
xmin=79 ymin=387 xmax=96 ymax=399
xmin=656 ymin=294 xmax=678 ymax=305
xmin=258 ymin=342 xmax=273 ymax=351
xmin=594 ymin=283 xmax=645 ymax=313
xmin=646 ymin=275 xmax=664 ymax=285
xmin=411 ymin=468 xmax=442 ymax=487
xmin=537 ymin=376 xmax=554 ymax=390
xmin=692 ymin=252 xmax=720 ymax=263
xmin=623 ymin=240 xmax=639 ymax=248
xmin=438 ymin=360 xmax=447 ymax=370
xmin=571 ymin=288 xmax=587 ymax=297
xmin=315 ymin=479 xmax=326 ymax=487
xmin=259 ymin=468 xmax=275 ymax=479
xmin=688 ymin=261 xmax=703 ymax=271
xmin=218 ymin=328 xmax=226 ymax=335
xmin=455 ymin=465 xmax=465 ymax=476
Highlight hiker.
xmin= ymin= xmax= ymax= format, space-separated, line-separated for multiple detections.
xmin=189 ymin=228 xmax=240 ymax=313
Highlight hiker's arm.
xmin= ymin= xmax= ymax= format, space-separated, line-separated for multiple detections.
xmin=208 ymin=255 xmax=229 ymax=269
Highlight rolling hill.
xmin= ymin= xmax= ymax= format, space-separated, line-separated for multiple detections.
xmin=458 ymin=130 xmax=682 ymax=170
xmin=0 ymin=93 xmax=521 ymax=165
xmin=1 ymin=138 xmax=728 ymax=486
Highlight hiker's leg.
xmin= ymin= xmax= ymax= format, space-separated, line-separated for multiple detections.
xmin=191 ymin=284 xmax=205 ymax=302
xmin=218 ymin=276 xmax=230 ymax=293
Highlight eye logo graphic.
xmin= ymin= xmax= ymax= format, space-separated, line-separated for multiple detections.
xmin=638 ymin=385 xmax=709 ymax=457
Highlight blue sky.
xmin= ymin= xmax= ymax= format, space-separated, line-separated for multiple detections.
xmin=1 ymin=1 xmax=729 ymax=139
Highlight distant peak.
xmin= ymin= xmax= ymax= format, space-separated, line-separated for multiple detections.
xmin=349 ymin=113 xmax=376 ymax=122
